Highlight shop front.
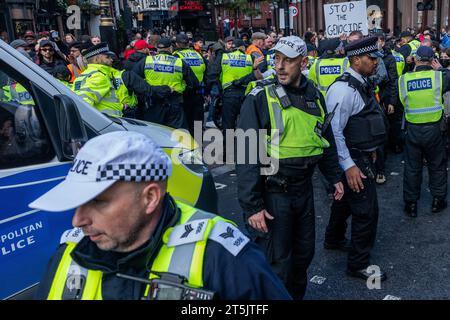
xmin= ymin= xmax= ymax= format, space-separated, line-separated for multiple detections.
xmin=169 ymin=0 xmax=216 ymax=40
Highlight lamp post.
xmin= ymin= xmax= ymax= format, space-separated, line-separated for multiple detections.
xmin=99 ymin=0 xmax=118 ymax=54
xmin=280 ymin=0 xmax=290 ymax=36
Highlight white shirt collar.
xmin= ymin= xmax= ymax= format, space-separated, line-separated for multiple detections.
xmin=347 ymin=66 xmax=366 ymax=84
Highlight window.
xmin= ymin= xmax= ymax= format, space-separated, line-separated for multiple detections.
xmin=0 ymin=68 xmax=54 ymax=169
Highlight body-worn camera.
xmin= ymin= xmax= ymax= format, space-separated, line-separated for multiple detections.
xmin=116 ymin=272 xmax=216 ymax=300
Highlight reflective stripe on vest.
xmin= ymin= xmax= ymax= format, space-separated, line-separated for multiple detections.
xmin=220 ymin=51 xmax=253 ymax=90
xmin=399 ymin=70 xmax=443 ymax=124
xmin=313 ymin=58 xmax=349 ymax=96
xmin=307 ymin=56 xmax=317 ymax=70
xmin=73 ymin=68 xmax=122 ymax=116
xmin=392 ymin=52 xmax=405 ymax=77
xmin=144 ymin=54 xmax=186 ymax=93
xmin=47 ymin=242 xmax=103 ymax=300
xmin=174 ymin=49 xmax=206 ymax=83
xmin=265 ymin=84 xmax=330 ymax=159
xmin=113 ymin=70 xmax=138 ymax=107
xmin=408 ymin=40 xmax=420 ymax=56
xmin=47 ymin=201 xmax=235 ymax=300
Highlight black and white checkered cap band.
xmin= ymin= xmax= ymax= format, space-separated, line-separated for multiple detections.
xmin=96 ymin=163 xmax=170 ymax=182
xmin=346 ymin=44 xmax=379 ymax=57
xmin=83 ymin=46 xmax=110 ymax=59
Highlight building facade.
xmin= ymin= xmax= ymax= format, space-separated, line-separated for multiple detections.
xmin=129 ymin=0 xmax=170 ymax=30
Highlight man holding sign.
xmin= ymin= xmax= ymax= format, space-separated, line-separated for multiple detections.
xmin=324 ymin=0 xmax=369 ymax=39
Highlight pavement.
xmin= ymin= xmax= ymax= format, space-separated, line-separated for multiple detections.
xmin=210 ymin=152 xmax=450 ymax=300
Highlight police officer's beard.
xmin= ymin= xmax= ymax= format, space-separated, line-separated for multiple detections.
xmin=84 ymin=214 xmax=151 ymax=252
xmin=278 ymin=68 xmax=302 ymax=87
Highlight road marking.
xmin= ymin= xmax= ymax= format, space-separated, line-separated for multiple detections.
xmin=383 ymin=295 xmax=401 ymax=300
xmin=310 ymin=275 xmax=326 ymax=285
xmin=211 ymin=165 xmax=235 ymax=177
xmin=215 ymin=183 xmax=227 ymax=190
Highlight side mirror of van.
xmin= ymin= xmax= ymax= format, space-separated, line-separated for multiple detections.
xmin=54 ymin=94 xmax=88 ymax=159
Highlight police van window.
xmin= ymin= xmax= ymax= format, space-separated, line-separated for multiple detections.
xmin=0 ymin=69 xmax=54 ymax=169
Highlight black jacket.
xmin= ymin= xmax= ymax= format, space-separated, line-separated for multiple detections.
xmin=399 ymin=43 xmax=415 ymax=72
xmin=35 ymin=57 xmax=67 ymax=75
xmin=236 ymin=76 xmax=342 ymax=218
xmin=121 ymin=70 xmax=171 ymax=100
xmin=34 ymin=196 xmax=291 ymax=300
xmin=124 ymin=51 xmax=148 ymax=72
xmin=379 ymin=47 xmax=400 ymax=107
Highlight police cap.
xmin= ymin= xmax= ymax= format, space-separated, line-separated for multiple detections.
xmin=345 ymin=36 xmax=383 ymax=58
xmin=82 ymin=42 xmax=116 ymax=59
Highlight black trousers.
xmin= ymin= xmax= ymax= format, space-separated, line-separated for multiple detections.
xmin=183 ymin=90 xmax=204 ymax=136
xmin=222 ymin=88 xmax=246 ymax=162
xmin=403 ymin=123 xmax=447 ymax=202
xmin=143 ymin=96 xmax=188 ymax=130
xmin=387 ymin=105 xmax=404 ymax=151
xmin=221 ymin=88 xmax=246 ymax=131
xmin=252 ymin=178 xmax=315 ymax=300
xmin=325 ymin=157 xmax=379 ymax=271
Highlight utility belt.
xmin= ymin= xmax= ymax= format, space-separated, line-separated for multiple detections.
xmin=116 ymin=272 xmax=215 ymax=300
xmin=265 ymin=172 xmax=311 ymax=193
xmin=349 ymin=148 xmax=377 ymax=180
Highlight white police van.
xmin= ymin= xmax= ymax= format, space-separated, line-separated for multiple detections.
xmin=0 ymin=40 xmax=216 ymax=299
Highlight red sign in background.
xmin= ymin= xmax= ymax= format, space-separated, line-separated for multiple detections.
xmin=179 ymin=1 xmax=204 ymax=11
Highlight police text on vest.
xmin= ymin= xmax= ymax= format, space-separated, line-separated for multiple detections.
xmin=407 ymin=78 xmax=432 ymax=91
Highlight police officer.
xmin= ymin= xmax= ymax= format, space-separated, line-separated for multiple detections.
xmin=30 ymin=131 xmax=291 ymax=300
xmin=208 ymin=39 xmax=263 ymax=135
xmin=173 ymin=33 xmax=207 ymax=135
xmin=133 ymin=37 xmax=199 ymax=129
xmin=72 ymin=43 xmax=124 ymax=117
xmin=399 ymin=46 xmax=450 ymax=217
xmin=236 ymin=36 xmax=343 ymax=299
xmin=73 ymin=43 xmax=169 ymax=118
xmin=325 ymin=36 xmax=388 ymax=281
xmin=309 ymin=38 xmax=349 ymax=98
xmin=398 ymin=31 xmax=421 ymax=72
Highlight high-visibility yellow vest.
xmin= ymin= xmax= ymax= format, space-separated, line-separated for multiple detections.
xmin=46 ymin=201 xmax=239 ymax=300
xmin=111 ymin=69 xmax=138 ymax=108
xmin=309 ymin=57 xmax=349 ymax=97
xmin=408 ymin=40 xmax=421 ymax=57
xmin=173 ymin=49 xmax=206 ymax=83
xmin=398 ymin=70 xmax=443 ymax=124
xmin=1 ymin=82 xmax=35 ymax=105
xmin=144 ymin=54 xmax=186 ymax=94
xmin=307 ymin=56 xmax=317 ymax=70
xmin=58 ymin=79 xmax=73 ymax=89
xmin=266 ymin=51 xmax=275 ymax=71
xmin=264 ymin=84 xmax=330 ymax=159
xmin=392 ymin=51 xmax=405 ymax=77
xmin=220 ymin=50 xmax=253 ymax=90
xmin=72 ymin=64 xmax=123 ymax=117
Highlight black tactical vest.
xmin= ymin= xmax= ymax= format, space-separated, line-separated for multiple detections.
xmin=334 ymin=73 xmax=387 ymax=151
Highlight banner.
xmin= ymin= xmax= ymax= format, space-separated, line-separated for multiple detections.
xmin=324 ymin=0 xmax=368 ymax=38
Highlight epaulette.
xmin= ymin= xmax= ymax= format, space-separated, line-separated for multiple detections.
xmin=166 ymin=219 xmax=210 ymax=247
xmin=208 ymin=220 xmax=250 ymax=256
xmin=60 ymin=228 xmax=85 ymax=244
xmin=248 ymin=86 xmax=265 ymax=96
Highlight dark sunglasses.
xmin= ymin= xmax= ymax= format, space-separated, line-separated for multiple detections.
xmin=41 ymin=48 xmax=54 ymax=52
